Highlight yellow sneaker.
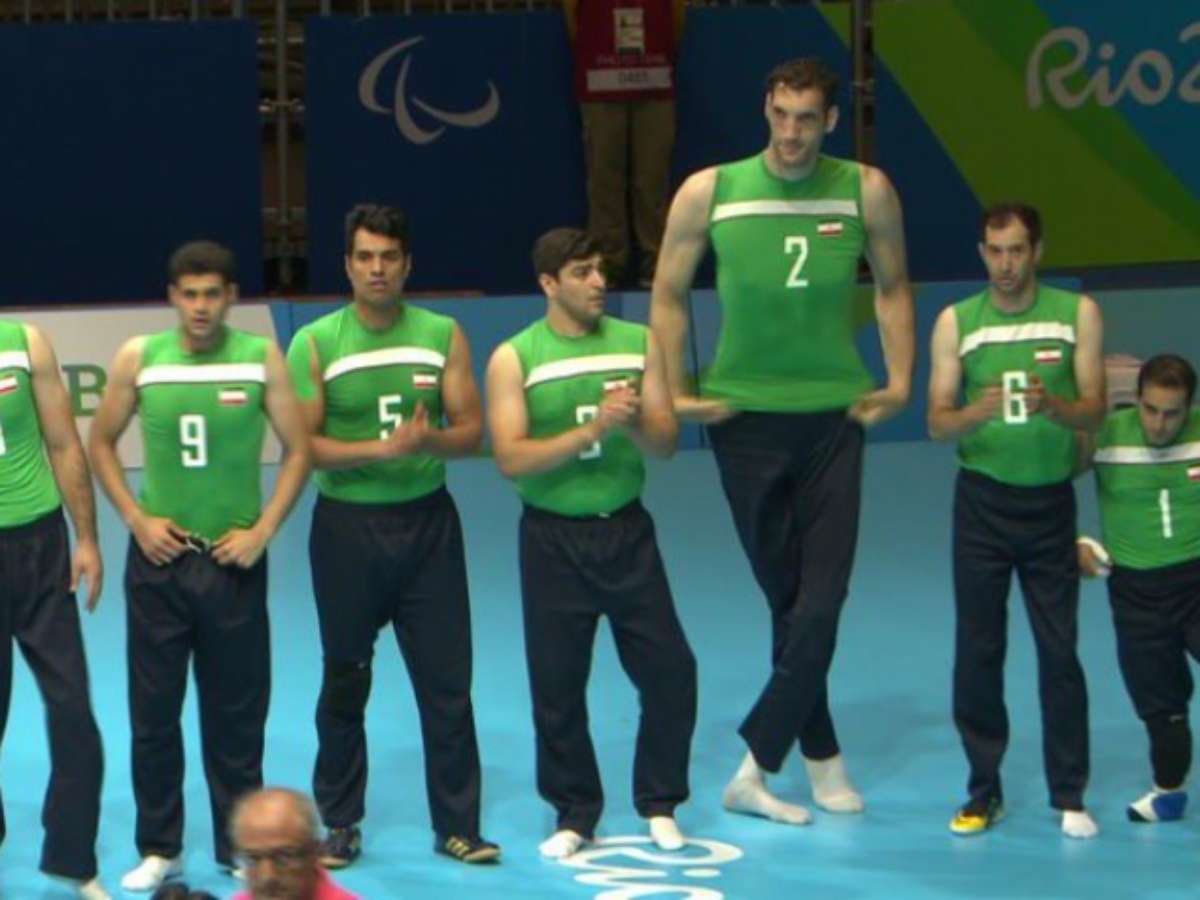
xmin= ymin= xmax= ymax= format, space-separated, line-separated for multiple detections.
xmin=949 ymin=798 xmax=1004 ymax=835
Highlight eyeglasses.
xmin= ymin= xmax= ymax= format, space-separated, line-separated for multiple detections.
xmin=235 ymin=844 xmax=314 ymax=870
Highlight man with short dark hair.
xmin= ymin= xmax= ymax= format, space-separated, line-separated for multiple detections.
xmin=928 ymin=202 xmax=1105 ymax=837
xmin=651 ymin=56 xmax=914 ymax=824
xmin=487 ymin=227 xmax=697 ymax=858
xmin=287 ymin=204 xmax=498 ymax=867
xmin=0 ymin=317 xmax=107 ymax=899
xmin=1079 ymin=354 xmax=1200 ymax=823
xmin=90 ymin=240 xmax=312 ymax=890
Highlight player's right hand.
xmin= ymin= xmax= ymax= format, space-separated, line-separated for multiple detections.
xmin=381 ymin=401 xmax=431 ymax=457
xmin=971 ymin=386 xmax=1005 ymax=423
xmin=1076 ymin=536 xmax=1112 ymax=579
xmin=675 ymin=395 xmax=737 ymax=424
xmin=597 ymin=387 xmax=641 ymax=432
xmin=133 ymin=514 xmax=189 ymax=566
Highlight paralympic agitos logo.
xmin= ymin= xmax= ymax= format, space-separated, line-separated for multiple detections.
xmin=358 ymin=36 xmax=501 ymax=144
xmin=1027 ymin=21 xmax=1200 ymax=109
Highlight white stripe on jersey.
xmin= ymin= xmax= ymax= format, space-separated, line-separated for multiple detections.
xmin=137 ymin=363 xmax=266 ymax=387
xmin=323 ymin=347 xmax=445 ymax=383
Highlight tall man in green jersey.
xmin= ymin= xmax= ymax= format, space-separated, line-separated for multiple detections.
xmin=650 ymin=57 xmax=914 ymax=823
xmin=89 ymin=241 xmax=311 ymax=891
xmin=928 ymin=203 xmax=1105 ymax=838
xmin=286 ymin=204 xmax=498 ymax=866
xmin=1078 ymin=355 xmax=1200 ymax=824
xmin=0 ymin=321 xmax=108 ymax=899
xmin=488 ymin=228 xmax=696 ymax=858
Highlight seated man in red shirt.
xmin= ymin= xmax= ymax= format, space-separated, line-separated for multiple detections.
xmin=231 ymin=789 xmax=358 ymax=900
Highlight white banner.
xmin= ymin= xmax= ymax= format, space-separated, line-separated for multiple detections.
xmin=23 ymin=303 xmax=283 ymax=468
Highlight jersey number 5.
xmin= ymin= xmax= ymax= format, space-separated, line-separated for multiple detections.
xmin=576 ymin=405 xmax=601 ymax=460
xmin=180 ymin=414 xmax=207 ymax=468
xmin=784 ymin=236 xmax=810 ymax=289
xmin=379 ymin=394 xmax=403 ymax=439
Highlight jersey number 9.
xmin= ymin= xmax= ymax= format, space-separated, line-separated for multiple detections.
xmin=180 ymin=414 xmax=208 ymax=468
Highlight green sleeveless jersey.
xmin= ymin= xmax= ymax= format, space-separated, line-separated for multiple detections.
xmin=702 ymin=153 xmax=874 ymax=412
xmin=137 ymin=327 xmax=269 ymax=541
xmin=0 ymin=321 xmax=60 ymax=528
xmin=1094 ymin=408 xmax=1200 ymax=570
xmin=509 ymin=316 xmax=647 ymax=516
xmin=955 ymin=285 xmax=1080 ymax=486
xmin=288 ymin=303 xmax=451 ymax=503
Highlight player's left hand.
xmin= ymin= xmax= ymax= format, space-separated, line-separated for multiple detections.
xmin=71 ymin=537 xmax=103 ymax=612
xmin=213 ymin=526 xmax=270 ymax=569
xmin=848 ymin=386 xmax=909 ymax=428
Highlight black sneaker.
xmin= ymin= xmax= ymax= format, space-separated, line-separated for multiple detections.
xmin=319 ymin=825 xmax=362 ymax=868
xmin=435 ymin=834 xmax=501 ymax=864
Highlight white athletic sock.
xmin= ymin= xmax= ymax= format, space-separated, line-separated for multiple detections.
xmin=723 ymin=753 xmax=811 ymax=825
xmin=1061 ymin=809 xmax=1099 ymax=839
xmin=120 ymin=854 xmax=183 ymax=892
xmin=804 ymin=754 xmax=865 ymax=814
xmin=539 ymin=829 xmax=586 ymax=859
xmin=648 ymin=816 xmax=685 ymax=850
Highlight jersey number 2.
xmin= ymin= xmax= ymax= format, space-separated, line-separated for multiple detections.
xmin=784 ymin=236 xmax=810 ymax=288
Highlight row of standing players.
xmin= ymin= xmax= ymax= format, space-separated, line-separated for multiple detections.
xmin=1 ymin=58 xmax=1198 ymax=900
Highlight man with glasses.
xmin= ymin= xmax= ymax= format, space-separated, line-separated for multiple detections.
xmin=231 ymin=789 xmax=357 ymax=900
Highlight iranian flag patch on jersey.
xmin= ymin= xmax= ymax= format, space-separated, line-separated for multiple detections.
xmin=0 ymin=375 xmax=17 ymax=395
xmin=817 ymin=221 xmax=843 ymax=237
xmin=1035 ymin=347 xmax=1063 ymax=364
xmin=413 ymin=373 xmax=438 ymax=389
xmin=219 ymin=388 xmax=248 ymax=406
xmin=1188 ymin=465 xmax=1200 ymax=482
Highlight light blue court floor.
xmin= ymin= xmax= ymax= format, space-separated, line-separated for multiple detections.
xmin=2 ymin=442 xmax=1197 ymax=898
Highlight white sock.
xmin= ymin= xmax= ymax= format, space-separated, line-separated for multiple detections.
xmin=120 ymin=855 xmax=183 ymax=892
xmin=49 ymin=877 xmax=111 ymax=900
xmin=648 ymin=815 xmax=684 ymax=850
xmin=1061 ymin=809 xmax=1099 ymax=839
xmin=723 ymin=753 xmax=811 ymax=825
xmin=539 ymin=829 xmax=586 ymax=859
xmin=804 ymin=754 xmax=865 ymax=814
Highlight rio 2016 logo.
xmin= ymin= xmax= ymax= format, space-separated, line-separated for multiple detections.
xmin=555 ymin=836 xmax=743 ymax=899
xmin=1027 ymin=22 xmax=1200 ymax=109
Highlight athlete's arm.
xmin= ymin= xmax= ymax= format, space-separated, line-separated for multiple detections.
xmin=422 ymin=323 xmax=483 ymax=459
xmin=625 ymin=330 xmax=678 ymax=459
xmin=1031 ymin=296 xmax=1106 ymax=430
xmin=88 ymin=336 xmax=189 ymax=565
xmin=649 ymin=168 xmax=733 ymax=424
xmin=291 ymin=332 xmax=428 ymax=470
xmin=1072 ymin=429 xmax=1098 ymax=477
xmin=927 ymin=307 xmax=1002 ymax=441
xmin=26 ymin=325 xmax=102 ymax=610
xmin=487 ymin=342 xmax=635 ymax=478
xmin=213 ymin=344 xmax=311 ymax=568
xmin=854 ymin=165 xmax=915 ymax=428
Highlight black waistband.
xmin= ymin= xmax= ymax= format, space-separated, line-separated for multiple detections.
xmin=522 ymin=498 xmax=642 ymax=523
xmin=0 ymin=505 xmax=63 ymax=538
xmin=316 ymin=485 xmax=450 ymax=516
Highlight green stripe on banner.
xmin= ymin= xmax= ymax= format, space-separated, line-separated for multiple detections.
xmin=816 ymin=3 xmax=852 ymax=48
xmin=875 ymin=0 xmax=1200 ymax=266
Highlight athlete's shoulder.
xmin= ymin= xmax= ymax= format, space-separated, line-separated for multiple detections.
xmin=602 ymin=315 xmax=649 ymax=343
xmin=1098 ymin=406 xmax=1137 ymax=445
xmin=295 ymin=303 xmax=351 ymax=340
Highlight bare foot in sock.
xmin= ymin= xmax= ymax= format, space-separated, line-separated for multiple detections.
xmin=539 ymin=829 xmax=586 ymax=859
xmin=648 ymin=816 xmax=685 ymax=850
xmin=1061 ymin=809 xmax=1099 ymax=839
xmin=804 ymin=754 xmax=865 ymax=814
xmin=723 ymin=776 xmax=812 ymax=825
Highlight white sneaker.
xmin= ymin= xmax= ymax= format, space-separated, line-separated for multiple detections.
xmin=120 ymin=855 xmax=183 ymax=892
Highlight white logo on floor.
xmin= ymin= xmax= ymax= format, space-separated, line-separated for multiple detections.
xmin=557 ymin=836 xmax=743 ymax=899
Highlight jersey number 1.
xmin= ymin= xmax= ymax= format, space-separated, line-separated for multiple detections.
xmin=1160 ymin=489 xmax=1174 ymax=539
xmin=0 ymin=421 xmax=6 ymax=457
